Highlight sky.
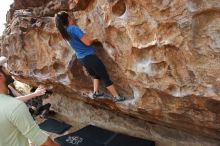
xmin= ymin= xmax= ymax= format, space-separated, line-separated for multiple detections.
xmin=0 ymin=0 xmax=13 ymax=35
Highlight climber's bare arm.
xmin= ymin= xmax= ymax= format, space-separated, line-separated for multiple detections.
xmin=80 ymin=34 xmax=94 ymax=46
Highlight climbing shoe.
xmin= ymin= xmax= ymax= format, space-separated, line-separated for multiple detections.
xmin=113 ymin=95 xmax=126 ymax=102
xmin=92 ymin=91 xmax=104 ymax=99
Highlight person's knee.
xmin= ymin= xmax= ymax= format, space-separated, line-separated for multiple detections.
xmin=93 ymin=75 xmax=101 ymax=80
xmin=103 ymin=78 xmax=113 ymax=87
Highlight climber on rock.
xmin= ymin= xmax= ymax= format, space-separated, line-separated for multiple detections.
xmin=55 ymin=11 xmax=125 ymax=102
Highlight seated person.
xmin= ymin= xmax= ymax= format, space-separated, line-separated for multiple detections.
xmin=29 ymin=88 xmax=54 ymax=119
xmin=3 ymin=63 xmax=54 ymax=119
xmin=8 ymin=83 xmax=54 ymax=119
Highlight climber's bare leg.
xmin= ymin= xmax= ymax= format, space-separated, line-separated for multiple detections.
xmin=92 ymin=79 xmax=104 ymax=98
xmin=106 ymin=84 xmax=119 ymax=97
xmin=107 ymin=84 xmax=125 ymax=102
xmin=93 ymin=79 xmax=100 ymax=92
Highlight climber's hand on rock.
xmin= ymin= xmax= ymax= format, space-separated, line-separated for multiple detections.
xmin=34 ymin=85 xmax=46 ymax=96
xmin=92 ymin=38 xmax=99 ymax=43
xmin=80 ymin=34 xmax=93 ymax=46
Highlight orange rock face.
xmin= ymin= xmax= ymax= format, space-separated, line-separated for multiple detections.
xmin=1 ymin=0 xmax=220 ymax=140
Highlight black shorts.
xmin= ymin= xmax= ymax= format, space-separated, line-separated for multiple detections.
xmin=78 ymin=55 xmax=113 ymax=87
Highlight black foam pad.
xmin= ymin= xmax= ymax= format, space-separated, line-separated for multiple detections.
xmin=55 ymin=132 xmax=104 ymax=146
xmin=55 ymin=125 xmax=155 ymax=146
xmin=39 ymin=118 xmax=71 ymax=134
xmin=73 ymin=125 xmax=116 ymax=144
xmin=106 ymin=133 xmax=155 ymax=146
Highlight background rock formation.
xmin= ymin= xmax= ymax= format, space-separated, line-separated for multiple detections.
xmin=1 ymin=0 xmax=220 ymax=142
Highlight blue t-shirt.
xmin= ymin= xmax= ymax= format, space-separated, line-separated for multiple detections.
xmin=66 ymin=25 xmax=95 ymax=59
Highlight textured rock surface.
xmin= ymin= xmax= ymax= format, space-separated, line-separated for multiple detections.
xmin=1 ymin=0 xmax=220 ymax=142
xmin=48 ymin=93 xmax=220 ymax=146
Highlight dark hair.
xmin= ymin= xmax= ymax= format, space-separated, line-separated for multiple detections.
xmin=0 ymin=66 xmax=7 ymax=77
xmin=0 ymin=66 xmax=14 ymax=86
xmin=55 ymin=11 xmax=70 ymax=40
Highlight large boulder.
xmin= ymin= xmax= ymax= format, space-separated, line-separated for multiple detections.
xmin=1 ymin=0 xmax=220 ymax=140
